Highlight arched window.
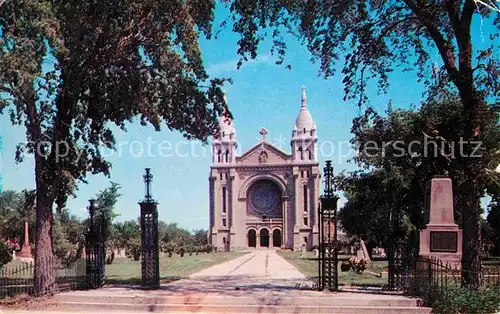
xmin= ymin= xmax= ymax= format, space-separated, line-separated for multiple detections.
xmin=303 ymin=185 xmax=308 ymax=212
xmin=222 ymin=186 xmax=227 ymax=213
xmin=225 ymin=149 xmax=229 ymax=162
xmin=298 ymin=147 xmax=303 ymax=160
xmin=217 ymin=150 xmax=222 ymax=163
xmin=308 ymin=148 xmax=312 ymax=160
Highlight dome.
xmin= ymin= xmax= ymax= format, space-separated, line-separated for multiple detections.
xmin=295 ymin=108 xmax=314 ymax=130
xmin=294 ymin=86 xmax=315 ymax=131
xmin=218 ymin=91 xmax=236 ymax=140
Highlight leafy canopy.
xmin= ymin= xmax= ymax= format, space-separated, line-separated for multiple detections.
xmin=223 ymin=0 xmax=499 ymax=106
xmin=0 ymin=0 xmax=230 ymax=206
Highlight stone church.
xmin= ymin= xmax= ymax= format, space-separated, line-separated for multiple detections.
xmin=208 ymin=87 xmax=320 ymax=251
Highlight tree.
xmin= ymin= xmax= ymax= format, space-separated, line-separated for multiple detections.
xmin=341 ymin=97 xmax=499 ymax=277
xmin=94 ymin=182 xmax=121 ymax=247
xmin=193 ymin=229 xmax=208 ymax=246
xmin=1 ymin=1 xmax=229 ymax=295
xmin=0 ymin=190 xmax=36 ymax=246
xmin=111 ymin=219 xmax=141 ymax=259
xmin=225 ymin=0 xmax=499 ymax=286
xmin=339 ymin=169 xmax=417 ymax=257
xmin=0 ymin=242 xmax=12 ymax=267
xmin=486 ymin=196 xmax=500 ymax=256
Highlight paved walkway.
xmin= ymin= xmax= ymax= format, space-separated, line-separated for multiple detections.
xmin=57 ymin=250 xmax=317 ymax=298
xmin=167 ymin=249 xmax=314 ymax=295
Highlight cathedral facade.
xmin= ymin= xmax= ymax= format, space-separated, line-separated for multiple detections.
xmin=208 ymin=87 xmax=320 ymax=251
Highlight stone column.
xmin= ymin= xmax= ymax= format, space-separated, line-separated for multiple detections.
xmin=311 ymin=173 xmax=320 ymax=247
xmin=208 ymin=176 xmax=217 ymax=245
xmin=292 ymin=170 xmax=301 ymax=250
xmin=282 ymin=197 xmax=287 ymax=248
xmin=229 ymin=173 xmax=236 ymax=251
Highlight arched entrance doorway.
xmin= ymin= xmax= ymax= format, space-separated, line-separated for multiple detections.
xmin=272 ymin=229 xmax=282 ymax=247
xmin=260 ymin=229 xmax=270 ymax=248
xmin=248 ymin=230 xmax=257 ymax=248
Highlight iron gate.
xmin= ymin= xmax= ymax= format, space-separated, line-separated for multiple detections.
xmin=85 ymin=199 xmax=105 ymax=289
xmin=139 ymin=168 xmax=160 ymax=289
xmin=317 ymin=160 xmax=339 ymax=291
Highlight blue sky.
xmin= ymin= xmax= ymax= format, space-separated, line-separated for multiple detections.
xmin=0 ymin=5 xmax=496 ymax=230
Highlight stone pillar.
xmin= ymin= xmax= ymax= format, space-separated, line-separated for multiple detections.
xmin=208 ymin=176 xmax=216 ymax=245
xmin=293 ymin=171 xmax=301 ymax=250
xmin=229 ymin=174 xmax=236 ymax=251
xmin=311 ymin=172 xmax=320 ymax=247
xmin=282 ymin=197 xmax=287 ymax=248
xmin=20 ymin=221 xmax=33 ymax=262
xmin=419 ymin=176 xmax=462 ymax=268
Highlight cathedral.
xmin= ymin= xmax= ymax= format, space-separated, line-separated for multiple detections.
xmin=208 ymin=87 xmax=320 ymax=251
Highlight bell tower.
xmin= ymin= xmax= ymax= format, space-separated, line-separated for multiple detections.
xmin=291 ymin=86 xmax=317 ymax=162
xmin=212 ymin=93 xmax=237 ymax=164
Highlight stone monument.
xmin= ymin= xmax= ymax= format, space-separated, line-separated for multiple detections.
xmin=419 ymin=176 xmax=462 ymax=268
xmin=19 ymin=221 xmax=33 ymax=262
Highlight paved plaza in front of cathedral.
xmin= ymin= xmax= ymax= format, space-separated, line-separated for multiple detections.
xmin=37 ymin=250 xmax=430 ymax=314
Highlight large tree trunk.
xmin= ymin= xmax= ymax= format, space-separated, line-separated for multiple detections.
xmin=33 ymin=159 xmax=56 ymax=296
xmin=457 ymin=86 xmax=484 ymax=288
xmin=460 ymin=185 xmax=482 ymax=287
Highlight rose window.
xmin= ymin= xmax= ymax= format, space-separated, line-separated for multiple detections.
xmin=248 ymin=180 xmax=281 ymax=214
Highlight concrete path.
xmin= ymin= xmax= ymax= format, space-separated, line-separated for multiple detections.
xmin=160 ymin=249 xmax=315 ymax=296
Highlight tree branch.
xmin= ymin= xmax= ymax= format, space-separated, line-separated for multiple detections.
xmin=446 ymin=0 xmax=462 ymax=38
xmin=461 ymin=0 xmax=476 ymax=30
xmin=402 ymin=0 xmax=461 ymax=83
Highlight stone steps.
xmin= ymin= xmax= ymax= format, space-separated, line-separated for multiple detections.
xmin=54 ymin=293 xmax=432 ymax=314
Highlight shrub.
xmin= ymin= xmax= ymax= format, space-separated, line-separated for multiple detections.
xmin=429 ymin=286 xmax=500 ymax=314
xmin=177 ymin=246 xmax=185 ymax=257
xmin=106 ymin=251 xmax=115 ymax=265
xmin=0 ymin=242 xmax=13 ymax=267
xmin=165 ymin=241 xmax=177 ymax=257
xmin=340 ymin=261 xmax=350 ymax=272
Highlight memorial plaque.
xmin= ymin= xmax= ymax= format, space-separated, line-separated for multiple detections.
xmin=430 ymin=231 xmax=458 ymax=253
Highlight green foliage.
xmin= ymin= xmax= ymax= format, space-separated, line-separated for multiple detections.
xmin=192 ymin=229 xmax=208 ymax=246
xmin=0 ymin=190 xmax=36 ymax=244
xmin=224 ymin=0 xmax=499 ymax=286
xmin=0 ymin=0 xmax=229 ymax=294
xmin=111 ymin=219 xmax=140 ymax=259
xmin=165 ymin=241 xmax=177 ymax=258
xmin=487 ymin=196 xmax=500 ymax=256
xmin=127 ymin=238 xmax=141 ymax=261
xmin=94 ymin=182 xmax=121 ymax=245
xmin=177 ymin=246 xmax=185 ymax=257
xmin=429 ymin=286 xmax=500 ymax=314
xmin=225 ymin=1 xmax=499 ymax=109
xmin=339 ymin=99 xmax=500 ymax=255
xmin=0 ymin=242 xmax=13 ymax=267
xmin=52 ymin=212 xmax=73 ymax=259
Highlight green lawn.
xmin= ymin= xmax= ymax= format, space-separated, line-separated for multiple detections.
xmin=106 ymin=252 xmax=247 ymax=285
xmin=278 ymin=251 xmax=388 ymax=287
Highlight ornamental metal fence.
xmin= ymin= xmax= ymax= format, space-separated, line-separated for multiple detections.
xmin=0 ymin=257 xmax=86 ymax=299
xmin=404 ymin=257 xmax=500 ymax=300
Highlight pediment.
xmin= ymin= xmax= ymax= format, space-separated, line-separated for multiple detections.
xmin=238 ymin=142 xmax=291 ymax=164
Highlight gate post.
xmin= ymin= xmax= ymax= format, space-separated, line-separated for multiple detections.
xmin=85 ymin=199 xmax=105 ymax=289
xmin=317 ymin=160 xmax=339 ymax=291
xmin=139 ymin=168 xmax=160 ymax=289
xmin=388 ymin=198 xmax=404 ymax=290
